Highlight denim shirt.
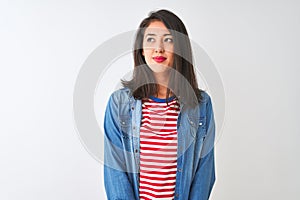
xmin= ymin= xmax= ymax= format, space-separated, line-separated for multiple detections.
xmin=104 ymin=87 xmax=216 ymax=200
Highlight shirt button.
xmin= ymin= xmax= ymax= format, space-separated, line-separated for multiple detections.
xmin=131 ymin=107 xmax=134 ymax=110
xmin=199 ymin=122 xmax=203 ymax=125
xmin=178 ymin=168 xmax=182 ymax=172
xmin=175 ymin=193 xmax=179 ymax=197
xmin=135 ymin=149 xmax=138 ymax=153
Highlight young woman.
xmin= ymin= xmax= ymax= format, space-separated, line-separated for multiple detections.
xmin=104 ymin=9 xmax=216 ymax=200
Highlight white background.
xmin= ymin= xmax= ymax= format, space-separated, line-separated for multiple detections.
xmin=1 ymin=0 xmax=300 ymax=199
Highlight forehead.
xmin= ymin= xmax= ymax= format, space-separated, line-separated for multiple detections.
xmin=144 ymin=21 xmax=171 ymax=36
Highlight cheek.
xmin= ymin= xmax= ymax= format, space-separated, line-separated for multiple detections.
xmin=167 ymin=52 xmax=174 ymax=62
xmin=143 ymin=50 xmax=153 ymax=59
xmin=164 ymin=43 xmax=174 ymax=52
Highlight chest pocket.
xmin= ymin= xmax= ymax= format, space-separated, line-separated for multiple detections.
xmin=187 ymin=115 xmax=206 ymax=138
xmin=119 ymin=115 xmax=132 ymax=139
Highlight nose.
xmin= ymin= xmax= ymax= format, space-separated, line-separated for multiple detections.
xmin=155 ymin=40 xmax=164 ymax=53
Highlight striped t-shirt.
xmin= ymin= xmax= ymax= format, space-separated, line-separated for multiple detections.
xmin=139 ymin=95 xmax=180 ymax=200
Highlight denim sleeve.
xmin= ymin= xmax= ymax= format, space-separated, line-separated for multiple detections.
xmin=189 ymin=95 xmax=216 ymax=200
xmin=103 ymin=93 xmax=136 ymax=200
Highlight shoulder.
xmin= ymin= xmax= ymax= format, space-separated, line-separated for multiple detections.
xmin=198 ymin=89 xmax=214 ymax=117
xmin=109 ymin=87 xmax=132 ymax=103
xmin=199 ymin=89 xmax=212 ymax=105
xmin=198 ymin=90 xmax=214 ymax=122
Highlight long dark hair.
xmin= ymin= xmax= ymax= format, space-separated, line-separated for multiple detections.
xmin=121 ymin=9 xmax=204 ymax=107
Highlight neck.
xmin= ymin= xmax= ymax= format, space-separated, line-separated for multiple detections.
xmin=152 ymin=71 xmax=171 ymax=98
xmin=154 ymin=85 xmax=174 ymax=99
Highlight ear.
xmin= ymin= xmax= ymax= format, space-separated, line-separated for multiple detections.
xmin=142 ymin=50 xmax=144 ymax=56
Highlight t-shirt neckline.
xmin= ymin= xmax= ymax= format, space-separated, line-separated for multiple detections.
xmin=149 ymin=95 xmax=176 ymax=103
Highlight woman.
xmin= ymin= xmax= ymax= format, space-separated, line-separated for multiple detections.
xmin=104 ymin=9 xmax=216 ymax=200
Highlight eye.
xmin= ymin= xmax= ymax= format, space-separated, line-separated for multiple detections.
xmin=164 ymin=38 xmax=173 ymax=43
xmin=146 ymin=37 xmax=155 ymax=42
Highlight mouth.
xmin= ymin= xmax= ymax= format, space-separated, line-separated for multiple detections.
xmin=153 ymin=56 xmax=167 ymax=63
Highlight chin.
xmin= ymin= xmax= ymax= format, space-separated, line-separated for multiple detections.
xmin=150 ymin=66 xmax=171 ymax=74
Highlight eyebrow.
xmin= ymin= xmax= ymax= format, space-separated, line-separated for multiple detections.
xmin=145 ymin=33 xmax=172 ymax=37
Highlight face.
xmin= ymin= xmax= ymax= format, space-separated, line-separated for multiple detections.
xmin=142 ymin=21 xmax=174 ymax=73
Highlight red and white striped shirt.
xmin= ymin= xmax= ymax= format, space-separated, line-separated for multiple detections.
xmin=139 ymin=96 xmax=180 ymax=200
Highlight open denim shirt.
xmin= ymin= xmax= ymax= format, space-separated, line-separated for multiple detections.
xmin=104 ymin=87 xmax=216 ymax=200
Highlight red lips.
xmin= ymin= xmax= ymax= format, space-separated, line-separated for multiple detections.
xmin=153 ymin=56 xmax=167 ymax=63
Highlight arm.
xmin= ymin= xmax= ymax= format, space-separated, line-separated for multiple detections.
xmin=103 ymin=93 xmax=136 ymax=200
xmin=189 ymin=95 xmax=216 ymax=200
